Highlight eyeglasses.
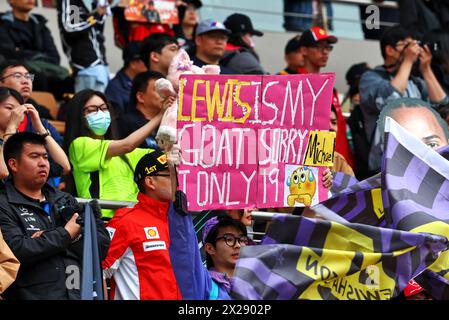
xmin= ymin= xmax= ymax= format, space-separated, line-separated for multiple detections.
xmin=310 ymin=45 xmax=334 ymax=52
xmin=83 ymin=103 xmax=109 ymax=114
xmin=216 ymin=233 xmax=249 ymax=247
xmin=0 ymin=72 xmax=35 ymax=82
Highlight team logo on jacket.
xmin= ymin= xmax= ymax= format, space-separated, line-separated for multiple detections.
xmin=143 ymin=241 xmax=167 ymax=252
xmin=144 ymin=227 xmax=160 ymax=240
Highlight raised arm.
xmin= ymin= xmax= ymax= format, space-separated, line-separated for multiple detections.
xmin=0 ymin=105 xmax=27 ymax=178
xmin=26 ymin=104 xmax=71 ymax=175
xmin=419 ymin=44 xmax=447 ymax=103
xmin=390 ymin=41 xmax=420 ymax=94
xmin=106 ymin=96 xmax=175 ymax=158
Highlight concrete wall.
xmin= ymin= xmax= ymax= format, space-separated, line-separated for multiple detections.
xmin=0 ymin=2 xmax=383 ymax=94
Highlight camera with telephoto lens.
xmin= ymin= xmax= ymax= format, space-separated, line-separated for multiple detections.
xmin=58 ymin=198 xmax=102 ymax=226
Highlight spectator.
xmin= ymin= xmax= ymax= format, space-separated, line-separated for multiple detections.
xmin=140 ymin=33 xmax=179 ymax=77
xmin=345 ymin=62 xmax=374 ymax=180
xmin=278 ymin=34 xmax=305 ymax=75
xmin=0 ymin=0 xmax=59 ymax=64
xmin=0 ymin=132 xmax=110 ymax=299
xmin=0 ymin=87 xmax=70 ymax=181
xmin=283 ymin=0 xmax=333 ymax=32
xmin=170 ymin=213 xmax=249 ymax=299
xmin=105 ymin=41 xmax=147 ymax=116
xmin=192 ymin=19 xmax=235 ymax=74
xmin=0 ymin=0 xmax=73 ymax=99
xmin=57 ymin=0 xmax=110 ymax=92
xmin=359 ymin=26 xmax=448 ymax=171
xmin=227 ymin=208 xmax=257 ymax=240
xmin=119 ymin=71 xmax=165 ymax=149
xmin=0 ymin=60 xmax=53 ymax=120
xmin=0 ymin=228 xmax=19 ymax=298
xmin=329 ymin=105 xmax=354 ymax=176
xmin=173 ymin=0 xmax=202 ymax=55
xmin=102 ymin=150 xmax=182 ymax=300
xmin=221 ymin=13 xmax=266 ymax=75
xmin=63 ymin=89 xmax=174 ymax=219
xmin=298 ymin=27 xmax=354 ymax=168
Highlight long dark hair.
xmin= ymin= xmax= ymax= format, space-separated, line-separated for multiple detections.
xmin=227 ymin=33 xmax=260 ymax=61
xmin=62 ymin=90 xmax=119 ymax=196
xmin=63 ymin=89 xmax=119 ymax=154
xmin=0 ymin=86 xmax=24 ymax=105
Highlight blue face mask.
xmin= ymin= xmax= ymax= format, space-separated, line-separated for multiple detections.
xmin=86 ymin=111 xmax=111 ymax=136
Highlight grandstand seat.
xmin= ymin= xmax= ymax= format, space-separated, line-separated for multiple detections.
xmin=30 ymin=91 xmax=59 ymax=119
xmin=48 ymin=120 xmax=65 ymax=135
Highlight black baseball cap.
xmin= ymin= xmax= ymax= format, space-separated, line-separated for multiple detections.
xmin=123 ymin=41 xmax=143 ymax=64
xmin=223 ymin=13 xmax=263 ymax=36
xmin=134 ymin=150 xmax=169 ymax=183
xmin=298 ymin=27 xmax=338 ymax=47
xmin=285 ymin=34 xmax=302 ymax=54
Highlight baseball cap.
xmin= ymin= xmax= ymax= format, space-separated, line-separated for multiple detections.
xmin=285 ymin=34 xmax=302 ymax=54
xmin=134 ymin=150 xmax=169 ymax=183
xmin=298 ymin=27 xmax=338 ymax=47
xmin=123 ymin=41 xmax=143 ymax=64
xmin=196 ymin=19 xmax=231 ymax=36
xmin=223 ymin=13 xmax=263 ymax=37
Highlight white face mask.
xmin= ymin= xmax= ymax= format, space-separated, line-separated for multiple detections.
xmin=86 ymin=110 xmax=111 ymax=136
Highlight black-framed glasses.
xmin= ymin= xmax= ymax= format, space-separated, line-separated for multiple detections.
xmin=0 ymin=72 xmax=35 ymax=82
xmin=216 ymin=233 xmax=249 ymax=247
xmin=83 ymin=103 xmax=109 ymax=114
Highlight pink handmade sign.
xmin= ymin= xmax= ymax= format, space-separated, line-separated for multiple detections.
xmin=177 ymin=73 xmax=335 ymax=211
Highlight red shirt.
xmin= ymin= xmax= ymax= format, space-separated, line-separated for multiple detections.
xmin=102 ymin=193 xmax=182 ymax=300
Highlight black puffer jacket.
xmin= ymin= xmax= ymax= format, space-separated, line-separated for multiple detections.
xmin=0 ymin=11 xmax=60 ymax=64
xmin=0 ymin=180 xmax=110 ymax=300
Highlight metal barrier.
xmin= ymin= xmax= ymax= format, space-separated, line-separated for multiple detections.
xmin=76 ymin=198 xmax=278 ymax=222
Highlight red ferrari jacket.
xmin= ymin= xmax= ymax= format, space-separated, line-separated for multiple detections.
xmin=102 ymin=193 xmax=182 ymax=300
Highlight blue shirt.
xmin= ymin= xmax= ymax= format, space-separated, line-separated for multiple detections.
xmin=105 ymin=68 xmax=133 ymax=116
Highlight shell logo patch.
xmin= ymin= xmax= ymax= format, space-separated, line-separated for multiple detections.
xmin=144 ymin=227 xmax=160 ymax=240
xmin=157 ymin=154 xmax=167 ymax=165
